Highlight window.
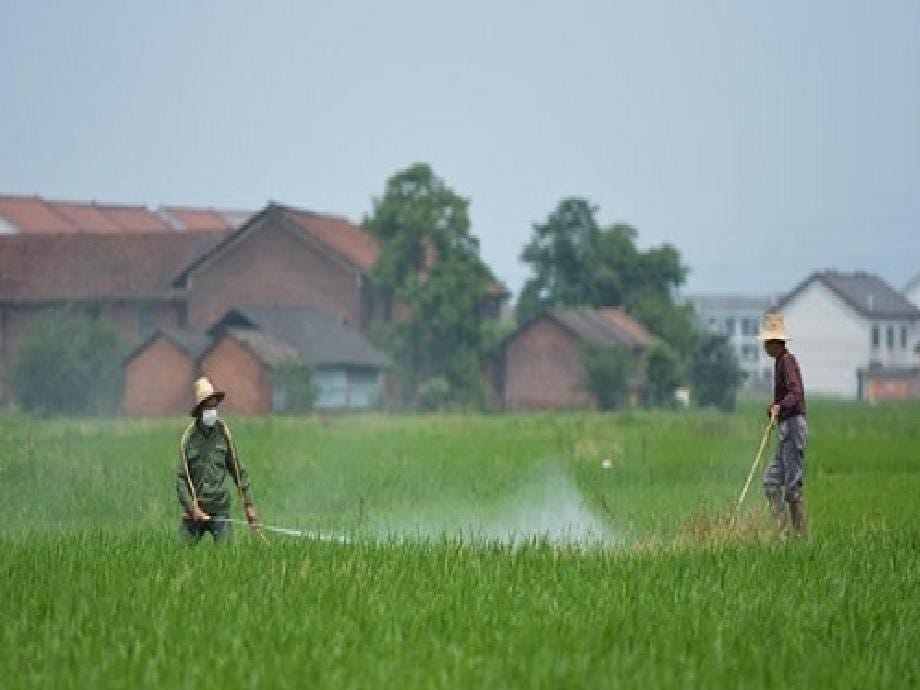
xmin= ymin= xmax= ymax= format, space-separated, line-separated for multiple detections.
xmin=902 ymin=326 xmax=908 ymax=349
xmin=724 ymin=318 xmax=736 ymax=336
xmin=742 ymin=344 xmax=758 ymax=362
xmin=872 ymin=325 xmax=880 ymax=348
xmin=887 ymin=325 xmax=894 ymax=349
xmin=742 ymin=318 xmax=759 ymax=336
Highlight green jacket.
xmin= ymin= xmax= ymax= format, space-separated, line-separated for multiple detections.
xmin=176 ymin=419 xmax=253 ymax=516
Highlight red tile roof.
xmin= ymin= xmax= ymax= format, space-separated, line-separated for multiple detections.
xmin=0 ymin=195 xmax=251 ymax=234
xmin=282 ymin=206 xmax=508 ymax=296
xmin=0 ymin=196 xmax=76 ymax=232
xmin=96 ymin=204 xmax=173 ymax=232
xmin=52 ymin=203 xmax=124 ymax=233
xmin=597 ymin=307 xmax=656 ymax=347
xmin=161 ymin=207 xmax=250 ymax=233
xmin=0 ymin=233 xmax=224 ymax=301
xmin=282 ymin=208 xmax=379 ymax=271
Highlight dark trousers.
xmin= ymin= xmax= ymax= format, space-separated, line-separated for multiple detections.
xmin=179 ymin=516 xmax=231 ymax=544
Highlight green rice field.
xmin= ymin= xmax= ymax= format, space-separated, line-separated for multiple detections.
xmin=2 ymin=401 xmax=918 ymax=688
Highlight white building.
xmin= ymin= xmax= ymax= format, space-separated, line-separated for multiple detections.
xmin=776 ymin=271 xmax=920 ymax=399
xmin=687 ymin=295 xmax=774 ymax=388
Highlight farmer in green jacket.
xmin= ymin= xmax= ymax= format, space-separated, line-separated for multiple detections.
xmin=176 ymin=377 xmax=260 ymax=544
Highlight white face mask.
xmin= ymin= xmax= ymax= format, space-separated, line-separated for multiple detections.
xmin=201 ymin=408 xmax=218 ymax=427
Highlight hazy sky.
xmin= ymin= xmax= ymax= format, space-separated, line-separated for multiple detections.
xmin=2 ymin=1 xmax=918 ymax=299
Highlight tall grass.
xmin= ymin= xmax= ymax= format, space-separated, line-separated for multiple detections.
xmin=2 ymin=402 xmax=919 ymax=688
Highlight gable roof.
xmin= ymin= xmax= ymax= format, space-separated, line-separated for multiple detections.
xmin=281 ymin=206 xmax=379 ymax=271
xmin=0 ymin=195 xmax=252 ymax=234
xmin=513 ymin=306 xmax=655 ymax=349
xmin=0 ymin=232 xmax=224 ymax=301
xmin=778 ymin=271 xmax=920 ymax=320
xmin=209 ymin=304 xmax=390 ymax=368
xmin=172 ymin=202 xmax=510 ymax=298
xmin=224 ymin=328 xmax=302 ymax=367
xmin=171 ymin=204 xmax=374 ymax=287
xmin=124 ymin=327 xmax=214 ymax=365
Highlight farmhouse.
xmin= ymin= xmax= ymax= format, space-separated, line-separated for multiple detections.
xmin=0 ymin=195 xmax=508 ymax=413
xmin=202 ymin=305 xmax=390 ymax=413
xmin=499 ymin=307 xmax=655 ymax=411
xmin=776 ymin=271 xmax=920 ymax=399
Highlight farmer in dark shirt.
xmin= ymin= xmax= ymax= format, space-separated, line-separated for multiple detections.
xmin=759 ymin=313 xmax=808 ymax=536
xmin=176 ymin=377 xmax=260 ymax=544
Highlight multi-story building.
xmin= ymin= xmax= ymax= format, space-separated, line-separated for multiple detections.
xmin=687 ymin=295 xmax=774 ymax=388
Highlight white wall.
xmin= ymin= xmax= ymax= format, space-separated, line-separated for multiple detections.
xmin=780 ymin=282 xmax=868 ymax=398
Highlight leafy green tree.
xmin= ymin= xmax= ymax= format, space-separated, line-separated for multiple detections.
xmin=517 ymin=198 xmax=696 ymax=360
xmin=645 ymin=343 xmax=682 ymax=408
xmin=365 ymin=163 xmax=494 ymax=409
xmin=581 ymin=346 xmax=632 ymax=410
xmin=688 ymin=334 xmax=743 ymax=411
xmin=272 ymin=362 xmax=318 ymax=412
xmin=12 ymin=307 xmax=126 ymax=416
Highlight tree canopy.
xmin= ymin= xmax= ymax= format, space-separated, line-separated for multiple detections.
xmin=517 ymin=198 xmax=696 ymax=361
xmin=12 ymin=307 xmax=125 ymax=416
xmin=364 ymin=163 xmax=494 ymax=409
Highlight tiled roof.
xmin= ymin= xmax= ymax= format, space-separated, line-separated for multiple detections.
xmin=225 ymin=328 xmax=301 ymax=366
xmin=549 ymin=306 xmax=655 ymax=349
xmin=596 ymin=307 xmax=656 ymax=347
xmin=209 ymin=304 xmax=390 ymax=368
xmin=779 ymin=271 xmax=920 ymax=320
xmin=0 ymin=195 xmax=250 ymax=234
xmin=0 ymin=196 xmax=75 ymax=232
xmin=283 ymin=205 xmax=508 ymax=296
xmin=124 ymin=328 xmax=214 ymax=365
xmin=161 ymin=207 xmax=252 ymax=233
xmin=282 ymin=207 xmax=379 ymax=271
xmin=0 ymin=233 xmax=224 ymax=301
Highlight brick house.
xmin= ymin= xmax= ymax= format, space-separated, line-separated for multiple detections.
xmin=122 ymin=329 xmax=213 ymax=416
xmin=0 ymin=233 xmax=224 ymax=402
xmin=499 ymin=307 xmax=655 ymax=411
xmin=0 ymin=195 xmax=508 ymax=412
xmin=200 ymin=305 xmax=390 ymax=414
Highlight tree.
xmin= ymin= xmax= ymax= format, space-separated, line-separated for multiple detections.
xmin=272 ymin=362 xmax=318 ymax=412
xmin=688 ymin=334 xmax=743 ymax=411
xmin=12 ymin=307 xmax=126 ymax=416
xmin=581 ymin=346 xmax=632 ymax=410
xmin=645 ymin=343 xmax=682 ymax=408
xmin=365 ymin=163 xmax=494 ymax=409
xmin=517 ymin=198 xmax=696 ymax=361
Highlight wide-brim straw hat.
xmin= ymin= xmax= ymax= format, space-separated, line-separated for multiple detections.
xmin=190 ymin=376 xmax=225 ymax=416
xmin=758 ymin=312 xmax=791 ymax=342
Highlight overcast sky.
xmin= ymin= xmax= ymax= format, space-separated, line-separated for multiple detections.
xmin=1 ymin=1 xmax=918 ymax=299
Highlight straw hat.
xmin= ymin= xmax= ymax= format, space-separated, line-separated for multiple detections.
xmin=758 ymin=312 xmax=790 ymax=342
xmin=190 ymin=376 xmax=225 ymax=416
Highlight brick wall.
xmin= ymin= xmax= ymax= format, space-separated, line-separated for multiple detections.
xmin=200 ymin=336 xmax=272 ymax=415
xmin=503 ymin=318 xmax=596 ymax=411
xmin=186 ymin=219 xmax=366 ymax=331
xmin=122 ymin=337 xmax=198 ymax=416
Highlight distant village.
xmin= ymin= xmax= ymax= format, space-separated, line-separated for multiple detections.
xmin=1 ymin=194 xmax=918 ymax=415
